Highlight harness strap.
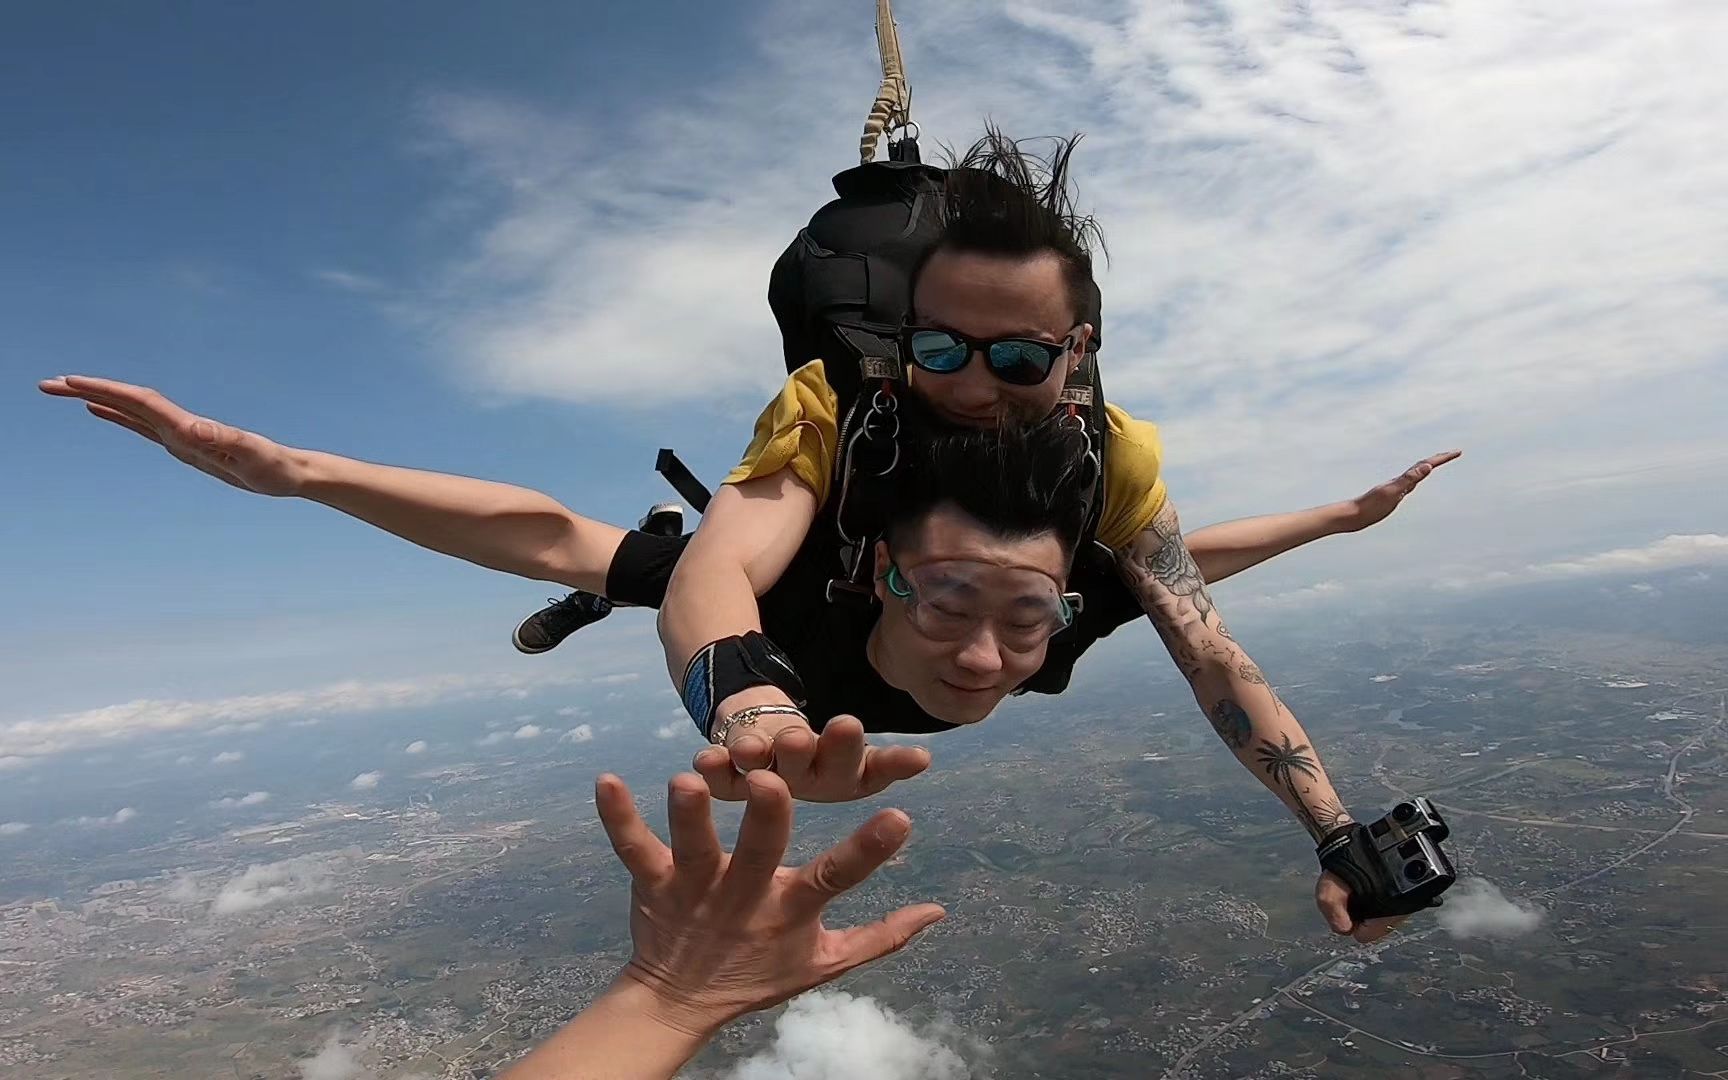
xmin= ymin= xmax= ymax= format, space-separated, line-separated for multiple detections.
xmin=860 ymin=0 xmax=912 ymax=164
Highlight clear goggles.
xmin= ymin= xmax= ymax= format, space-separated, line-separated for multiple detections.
xmin=882 ymin=559 xmax=1082 ymax=650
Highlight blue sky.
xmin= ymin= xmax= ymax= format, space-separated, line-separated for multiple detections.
xmin=4 ymin=0 xmax=1725 ymax=766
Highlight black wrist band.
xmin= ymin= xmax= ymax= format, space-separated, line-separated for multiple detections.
xmin=681 ymin=632 xmax=808 ymax=740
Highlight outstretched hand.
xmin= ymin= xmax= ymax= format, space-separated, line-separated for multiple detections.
xmin=693 ymin=715 xmax=931 ymax=804
xmin=39 ymin=375 xmax=304 ymax=497
xmin=599 ymin=769 xmax=945 ymax=1034
xmin=1345 ymin=450 xmax=1461 ymax=532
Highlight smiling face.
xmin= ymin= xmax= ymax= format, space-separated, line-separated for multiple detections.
xmin=867 ymin=503 xmax=1072 ymax=725
xmin=906 ymin=247 xmax=1093 ymax=428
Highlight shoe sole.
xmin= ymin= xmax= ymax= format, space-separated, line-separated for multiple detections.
xmin=639 ymin=503 xmax=684 ymax=535
xmin=512 ymin=620 xmax=557 ymax=655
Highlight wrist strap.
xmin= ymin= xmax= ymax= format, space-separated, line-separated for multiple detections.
xmin=681 ymin=632 xmax=808 ymax=740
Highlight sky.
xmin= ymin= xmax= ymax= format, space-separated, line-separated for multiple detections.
xmin=3 ymin=0 xmax=1725 ymax=769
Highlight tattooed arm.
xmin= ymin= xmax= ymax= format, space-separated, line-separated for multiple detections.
xmin=1116 ymin=499 xmax=1354 ymax=842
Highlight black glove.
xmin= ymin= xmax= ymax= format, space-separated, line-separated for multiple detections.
xmin=1317 ymin=823 xmax=1446 ymax=924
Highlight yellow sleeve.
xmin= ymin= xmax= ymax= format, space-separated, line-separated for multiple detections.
xmin=722 ymin=360 xmax=840 ymax=507
xmin=1096 ymin=403 xmax=1170 ymax=551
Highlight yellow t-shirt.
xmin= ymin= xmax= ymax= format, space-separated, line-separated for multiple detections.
xmin=723 ymin=360 xmax=1168 ymax=551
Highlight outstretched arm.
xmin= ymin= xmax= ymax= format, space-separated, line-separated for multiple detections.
xmin=1118 ymin=499 xmax=1401 ymax=942
xmin=39 ymin=376 xmax=625 ymax=592
xmin=1185 ymin=451 xmax=1459 ymax=585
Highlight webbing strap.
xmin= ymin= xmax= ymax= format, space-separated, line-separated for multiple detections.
xmin=860 ymin=0 xmax=912 ymax=163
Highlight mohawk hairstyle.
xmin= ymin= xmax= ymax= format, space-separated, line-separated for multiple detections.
xmin=929 ymin=124 xmax=1107 ymax=321
xmin=886 ymin=416 xmax=1094 ymax=564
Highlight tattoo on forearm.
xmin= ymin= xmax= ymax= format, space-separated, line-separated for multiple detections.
xmin=1238 ymin=662 xmax=1267 ymax=685
xmin=1255 ymin=733 xmax=1338 ymax=839
xmin=1309 ymin=797 xmax=1353 ymax=836
xmin=1208 ymin=699 xmax=1253 ymax=750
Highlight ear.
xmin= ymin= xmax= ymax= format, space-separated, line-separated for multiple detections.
xmin=1069 ymin=323 xmax=1094 ymax=373
xmin=872 ymin=539 xmax=892 ymax=602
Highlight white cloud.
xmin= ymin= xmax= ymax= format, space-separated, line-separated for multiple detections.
xmin=589 ymin=673 xmax=641 ymax=686
xmin=512 ymin=724 xmax=544 ymax=740
xmin=165 ymin=874 xmax=203 ymax=903
xmin=555 ymin=705 xmax=586 ymax=718
xmin=212 ymin=855 xmax=337 ymax=915
xmin=0 ymin=822 xmax=29 ymax=836
xmin=299 ymin=1029 xmax=367 ymax=1080
xmin=499 ymin=687 xmax=531 ymax=700
xmin=653 ymin=722 xmax=681 ymax=740
xmin=476 ymin=731 xmax=509 ymax=746
xmin=175 ymin=754 xmax=196 ymax=766
xmin=213 ymin=792 xmax=271 ymax=809
xmin=1 ymin=669 xmax=590 ymax=760
xmin=1441 ymin=533 xmax=1728 ymax=590
xmin=211 ymin=750 xmax=245 ymax=765
xmin=313 ymin=268 xmax=386 ymax=295
xmin=349 ymin=771 xmax=382 ymax=791
xmin=724 ymin=991 xmax=980 ymax=1080
xmin=404 ymin=740 xmax=428 ymax=755
xmin=70 ymin=807 xmax=137 ymax=827
xmin=560 ymin=724 xmax=594 ymax=744
xmin=1436 ymin=877 xmax=1544 ymax=940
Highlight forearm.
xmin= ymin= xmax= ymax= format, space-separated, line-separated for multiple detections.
xmin=498 ymin=979 xmax=713 ymax=1080
xmin=294 ymin=450 xmax=619 ymax=591
xmin=1180 ymin=652 xmax=1353 ymax=841
xmin=1185 ymin=502 xmax=1357 ymax=586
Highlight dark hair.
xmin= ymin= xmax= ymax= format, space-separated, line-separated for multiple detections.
xmin=924 ymin=125 xmax=1107 ymax=323
xmin=886 ymin=417 xmax=1094 ymax=562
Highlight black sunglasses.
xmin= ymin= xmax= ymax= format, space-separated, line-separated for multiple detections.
xmin=900 ymin=325 xmax=1078 ymax=387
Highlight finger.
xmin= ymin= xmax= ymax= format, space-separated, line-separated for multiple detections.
xmin=729 ymin=733 xmax=775 ymax=772
xmin=1314 ymin=873 xmax=1355 ymax=935
xmin=787 ymin=807 xmax=912 ymax=913
xmin=1422 ymin=449 xmax=1463 ymax=469
xmin=770 ymin=724 xmax=819 ymax=785
xmin=85 ymin=403 xmax=166 ymax=446
xmin=693 ymin=746 xmax=751 ymax=801
xmin=811 ymin=716 xmax=866 ymax=787
xmin=1352 ymin=916 xmax=1400 ymax=944
xmin=55 ymin=376 xmax=188 ymax=427
xmin=718 ymin=770 xmax=793 ymax=904
xmin=830 ymin=903 xmax=947 ymax=971
xmin=595 ymin=773 xmax=673 ymax=885
xmin=665 ymin=773 xmax=722 ymax=882
xmin=857 ymin=744 xmax=932 ymax=797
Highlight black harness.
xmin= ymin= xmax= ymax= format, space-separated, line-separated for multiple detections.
xmin=765 ymin=153 xmax=1145 ymax=699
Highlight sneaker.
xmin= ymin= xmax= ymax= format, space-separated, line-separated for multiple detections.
xmin=639 ymin=502 xmax=684 ymax=537
xmin=512 ymin=592 xmax=614 ymax=654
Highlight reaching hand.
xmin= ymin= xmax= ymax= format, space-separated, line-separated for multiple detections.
xmin=39 ymin=375 xmax=304 ymax=497
xmin=1314 ymin=870 xmax=1406 ymax=944
xmin=599 ymin=769 xmax=945 ymax=1034
xmin=693 ymin=714 xmax=932 ymax=804
xmin=1345 ymin=450 xmax=1461 ymax=532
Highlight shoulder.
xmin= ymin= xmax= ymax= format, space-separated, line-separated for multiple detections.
xmin=1097 ymin=403 xmax=1169 ymax=550
xmin=722 ymin=360 xmax=844 ymax=503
